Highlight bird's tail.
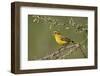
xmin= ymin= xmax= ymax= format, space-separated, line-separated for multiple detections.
xmin=72 ymin=41 xmax=74 ymax=43
xmin=71 ymin=40 xmax=76 ymax=44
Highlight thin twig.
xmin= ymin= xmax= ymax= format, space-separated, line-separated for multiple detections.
xmin=78 ymin=44 xmax=87 ymax=58
xmin=40 ymin=38 xmax=87 ymax=60
xmin=40 ymin=44 xmax=79 ymax=60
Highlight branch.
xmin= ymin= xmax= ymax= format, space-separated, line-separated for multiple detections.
xmin=40 ymin=44 xmax=80 ymax=60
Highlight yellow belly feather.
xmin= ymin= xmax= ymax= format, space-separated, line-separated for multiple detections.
xmin=55 ymin=34 xmax=67 ymax=45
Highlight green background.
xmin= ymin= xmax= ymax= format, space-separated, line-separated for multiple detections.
xmin=28 ymin=15 xmax=88 ymax=60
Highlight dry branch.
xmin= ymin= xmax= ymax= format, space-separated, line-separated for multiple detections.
xmin=40 ymin=44 xmax=82 ymax=60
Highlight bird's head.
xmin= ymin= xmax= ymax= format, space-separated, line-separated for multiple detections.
xmin=53 ymin=31 xmax=61 ymax=35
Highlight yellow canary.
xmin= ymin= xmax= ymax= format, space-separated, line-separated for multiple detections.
xmin=53 ymin=31 xmax=74 ymax=46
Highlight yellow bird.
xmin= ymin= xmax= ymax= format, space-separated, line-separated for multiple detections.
xmin=53 ymin=31 xmax=74 ymax=46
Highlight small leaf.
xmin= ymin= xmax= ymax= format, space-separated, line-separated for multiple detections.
xmin=65 ymin=27 xmax=70 ymax=30
xmin=49 ymin=25 xmax=52 ymax=30
xmin=33 ymin=19 xmax=37 ymax=23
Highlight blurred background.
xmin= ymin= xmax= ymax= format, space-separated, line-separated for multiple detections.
xmin=28 ymin=15 xmax=88 ymax=60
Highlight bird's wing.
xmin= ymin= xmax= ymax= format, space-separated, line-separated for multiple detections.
xmin=60 ymin=36 xmax=71 ymax=42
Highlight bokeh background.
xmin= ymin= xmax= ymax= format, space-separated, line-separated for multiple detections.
xmin=28 ymin=15 xmax=88 ymax=60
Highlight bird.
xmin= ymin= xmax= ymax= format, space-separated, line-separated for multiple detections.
xmin=53 ymin=31 xmax=74 ymax=46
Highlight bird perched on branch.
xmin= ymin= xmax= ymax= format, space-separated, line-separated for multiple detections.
xmin=53 ymin=31 xmax=74 ymax=46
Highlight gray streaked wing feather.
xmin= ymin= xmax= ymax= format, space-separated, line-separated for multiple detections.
xmin=60 ymin=36 xmax=71 ymax=42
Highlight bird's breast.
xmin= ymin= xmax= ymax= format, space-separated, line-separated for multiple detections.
xmin=54 ymin=35 xmax=67 ymax=45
